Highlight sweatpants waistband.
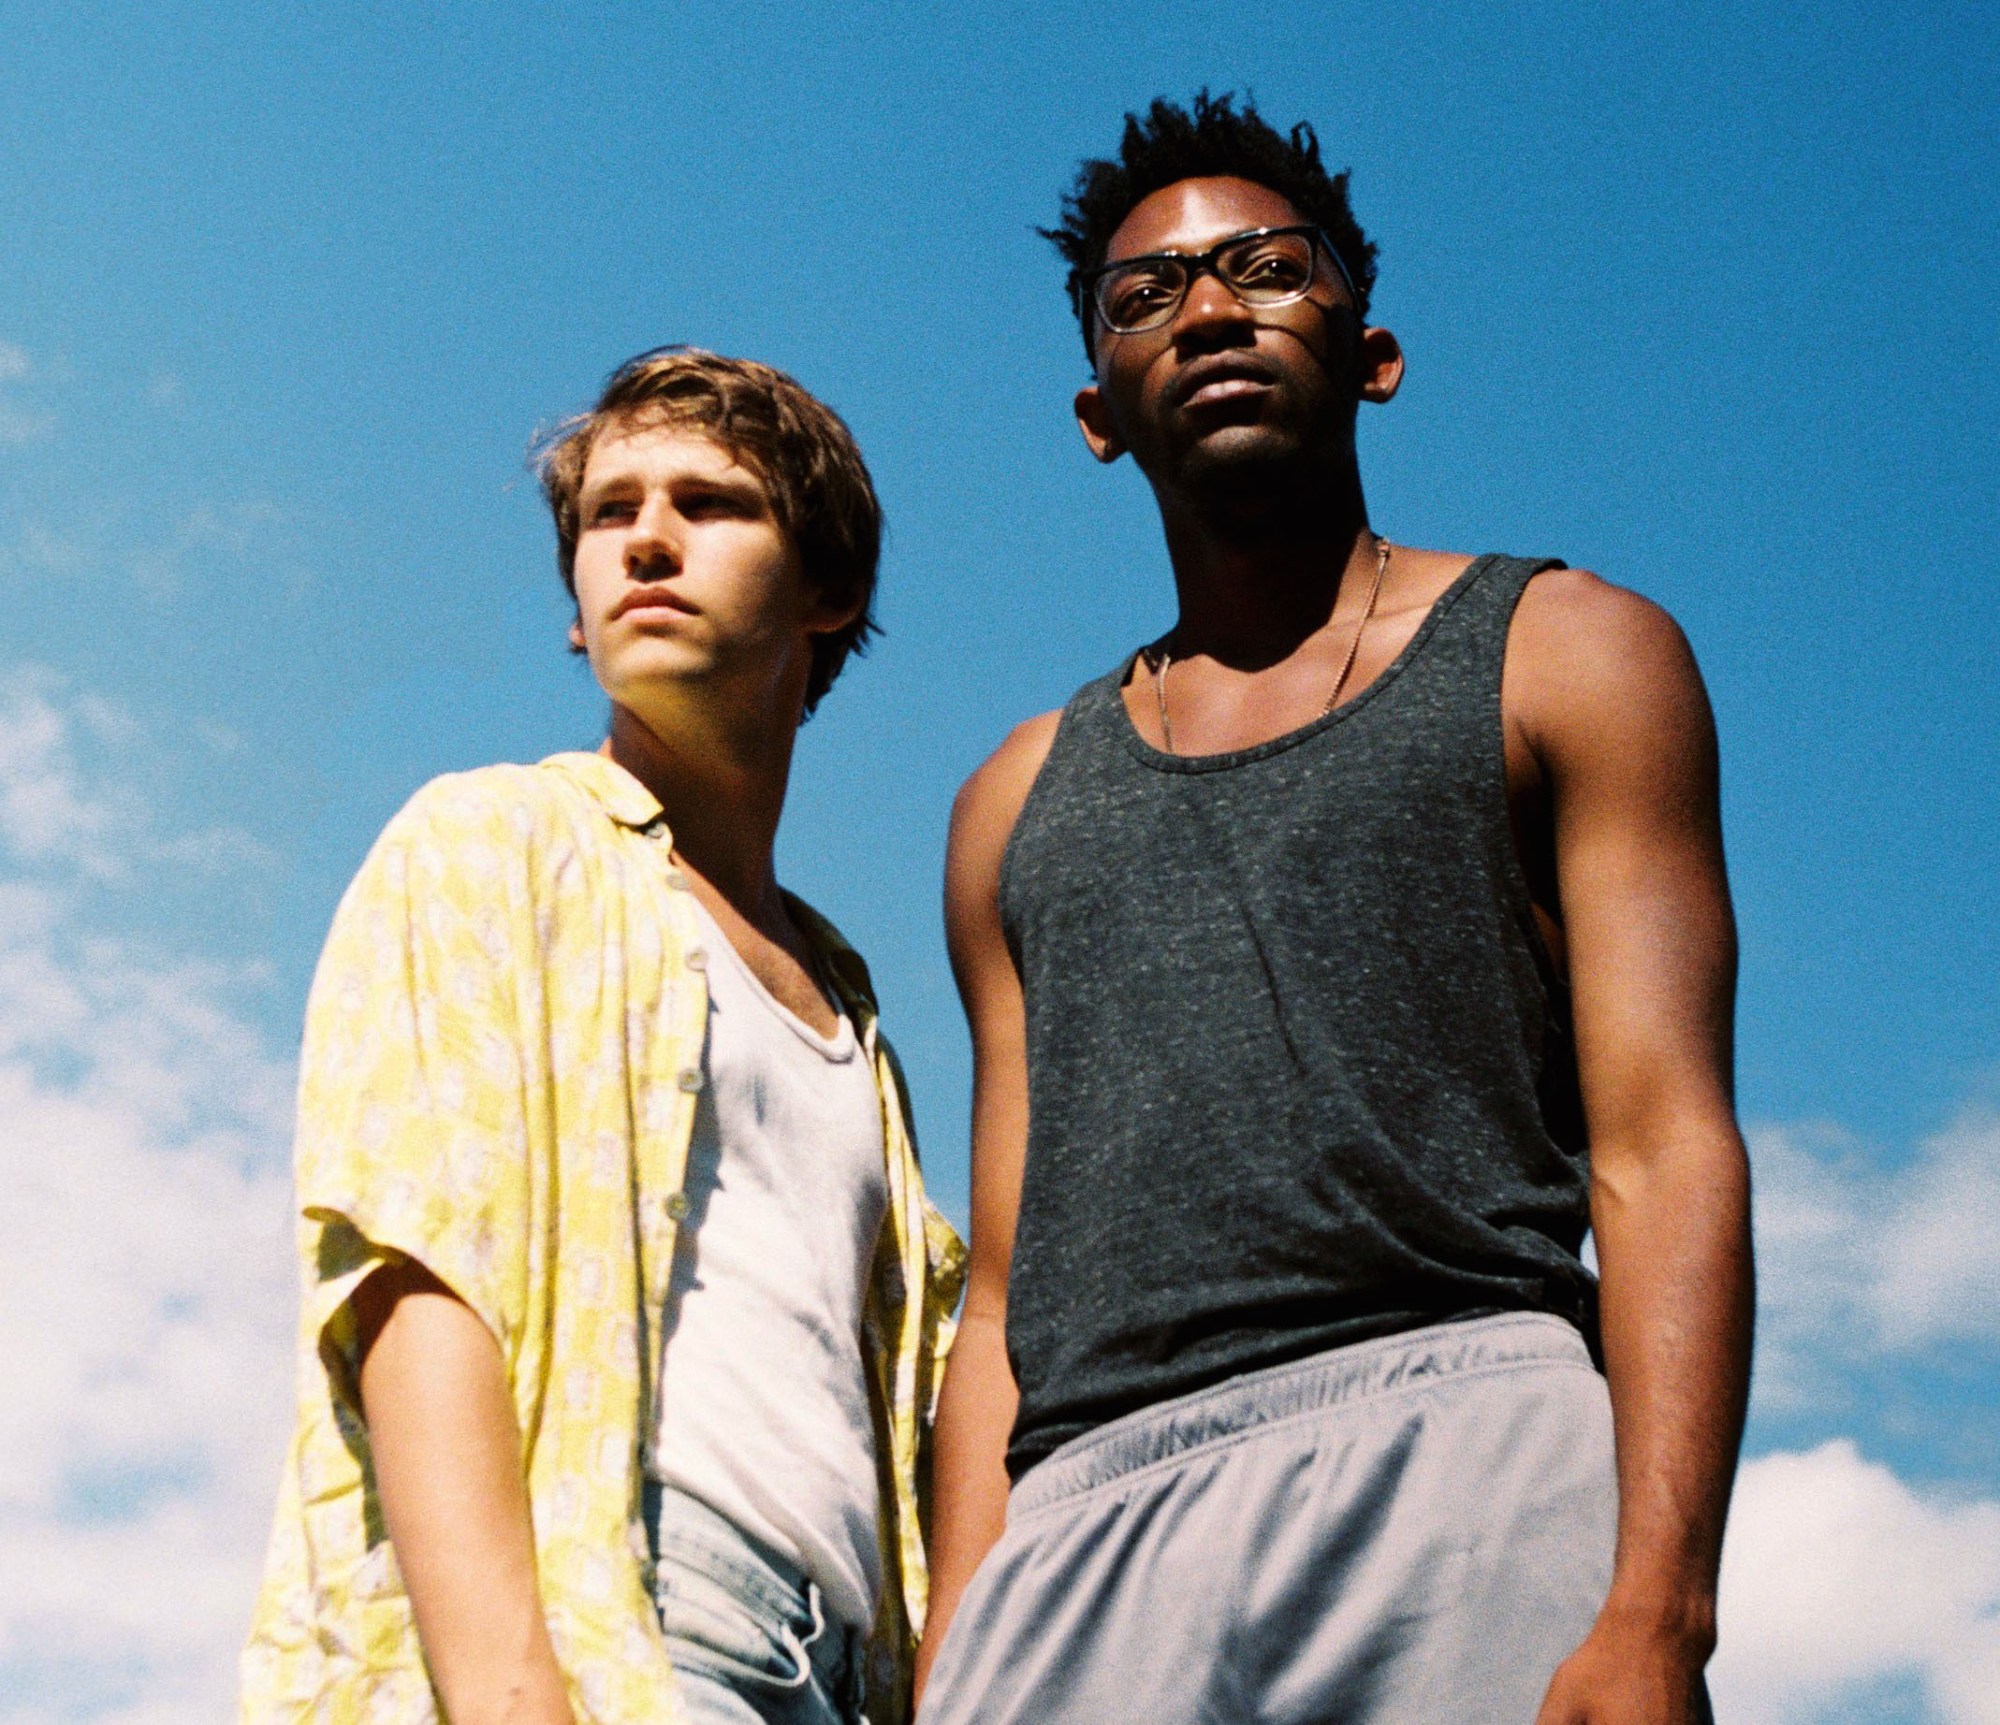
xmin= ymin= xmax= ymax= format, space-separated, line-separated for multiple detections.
xmin=1010 ymin=1311 xmax=1593 ymax=1520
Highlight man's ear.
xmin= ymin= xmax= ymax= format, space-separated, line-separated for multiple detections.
xmin=803 ymin=584 xmax=868 ymax=638
xmin=1074 ymin=383 xmax=1127 ymax=465
xmin=1356 ymin=325 xmax=1405 ymax=404
xmin=568 ymin=615 xmax=587 ymax=654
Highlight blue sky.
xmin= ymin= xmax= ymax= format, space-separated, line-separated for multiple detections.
xmin=1 ymin=4 xmax=1995 ymax=1721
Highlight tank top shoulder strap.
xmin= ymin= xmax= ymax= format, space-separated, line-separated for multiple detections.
xmin=1040 ymin=655 xmax=1140 ymax=759
xmin=1445 ymin=552 xmax=1566 ymax=638
xmin=1402 ymin=553 xmax=1567 ymax=703
xmin=1071 ymin=656 xmax=1140 ymax=718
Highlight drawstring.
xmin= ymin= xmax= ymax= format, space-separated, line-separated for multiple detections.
xmin=791 ymin=1580 xmax=872 ymax=1724
xmin=771 ymin=1578 xmax=828 ymax=1691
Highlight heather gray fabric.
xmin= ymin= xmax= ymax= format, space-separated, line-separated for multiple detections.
xmin=999 ymin=554 xmax=1593 ymax=1478
xmin=917 ymin=1314 xmax=1632 ymax=1725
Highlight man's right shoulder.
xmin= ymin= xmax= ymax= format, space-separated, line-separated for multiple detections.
xmin=952 ymin=710 xmax=1064 ymax=835
xmin=326 ymin=761 xmax=632 ymax=959
xmin=946 ymin=711 xmax=1066 ymax=918
xmin=353 ymin=760 xmax=634 ymax=903
xmin=380 ymin=758 xmax=612 ymax=850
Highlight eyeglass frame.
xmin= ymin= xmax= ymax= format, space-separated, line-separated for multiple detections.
xmin=1076 ymin=224 xmax=1363 ymax=342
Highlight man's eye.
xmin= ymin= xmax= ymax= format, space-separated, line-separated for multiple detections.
xmin=589 ymin=500 xmax=637 ymax=525
xmin=679 ymin=492 xmax=757 ymax=520
xmin=1235 ymin=251 xmax=1307 ymax=288
xmin=1106 ymin=274 xmax=1175 ymax=321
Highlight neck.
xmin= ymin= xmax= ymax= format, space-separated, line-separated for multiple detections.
xmin=1155 ymin=461 xmax=1376 ymax=666
xmin=602 ymin=695 xmax=797 ymax=924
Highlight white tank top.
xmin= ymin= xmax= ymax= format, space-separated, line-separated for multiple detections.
xmin=648 ymin=896 xmax=889 ymax=1632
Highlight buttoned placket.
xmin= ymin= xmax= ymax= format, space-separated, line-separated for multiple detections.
xmin=633 ymin=815 xmax=709 ymax=1484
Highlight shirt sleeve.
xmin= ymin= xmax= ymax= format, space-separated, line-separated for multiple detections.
xmin=294 ymin=776 xmax=537 ymax=1405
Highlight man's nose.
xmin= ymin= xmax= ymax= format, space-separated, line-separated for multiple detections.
xmin=624 ymin=495 xmax=682 ymax=575
xmin=1171 ymin=267 xmax=1254 ymax=348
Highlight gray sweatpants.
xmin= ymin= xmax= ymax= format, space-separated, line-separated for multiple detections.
xmin=918 ymin=1313 xmax=1625 ymax=1725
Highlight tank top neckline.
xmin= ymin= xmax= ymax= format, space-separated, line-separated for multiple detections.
xmin=1103 ymin=552 xmax=1501 ymax=775
xmin=684 ymin=895 xmax=857 ymax=1063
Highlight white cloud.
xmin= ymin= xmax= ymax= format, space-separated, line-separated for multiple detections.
xmin=0 ymin=523 xmax=90 ymax=585
xmin=1750 ymin=1113 xmax=2000 ymax=1411
xmin=1872 ymin=1112 xmax=2000 ymax=1348
xmin=125 ymin=502 xmax=296 ymax=602
xmin=1713 ymin=1441 xmax=2000 ymax=1725
xmin=1695 ymin=1118 xmax=2000 ymax=1723
xmin=0 ymin=676 xmax=122 ymax=878
xmin=0 ymin=342 xmax=50 ymax=445
xmin=0 ymin=673 xmax=276 ymax=882
xmin=0 ymin=672 xmax=295 ymax=1722
xmin=0 ymin=503 xmax=306 ymax=600
xmin=0 ymin=405 xmax=53 ymax=448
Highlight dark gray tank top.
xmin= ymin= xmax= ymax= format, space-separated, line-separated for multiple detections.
xmin=998 ymin=554 xmax=1594 ymax=1478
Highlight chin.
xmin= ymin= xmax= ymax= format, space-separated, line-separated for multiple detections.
xmin=596 ymin=644 xmax=711 ymax=706
xmin=1172 ymin=406 xmax=1359 ymax=501
xmin=1172 ymin=427 xmax=1310 ymax=495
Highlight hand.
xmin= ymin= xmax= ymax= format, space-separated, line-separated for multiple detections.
xmin=1532 ymin=1611 xmax=1712 ymax=1725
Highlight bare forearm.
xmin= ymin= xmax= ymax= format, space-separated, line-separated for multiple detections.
xmin=914 ymin=1311 xmax=1018 ymax=1700
xmin=356 ymin=1267 xmax=574 ymax=1725
xmin=1591 ymin=1126 xmax=1754 ymax=1648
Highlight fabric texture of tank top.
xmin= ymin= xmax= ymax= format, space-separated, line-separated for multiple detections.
xmin=650 ymin=896 xmax=888 ymax=1632
xmin=998 ymin=553 xmax=1593 ymax=1479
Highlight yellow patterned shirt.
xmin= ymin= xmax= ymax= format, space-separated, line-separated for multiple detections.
xmin=239 ymin=753 xmax=966 ymax=1725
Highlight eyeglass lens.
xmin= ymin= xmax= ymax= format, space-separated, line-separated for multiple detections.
xmin=1094 ymin=230 xmax=1320 ymax=334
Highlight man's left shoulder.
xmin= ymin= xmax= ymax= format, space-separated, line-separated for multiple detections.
xmin=1508 ymin=567 xmax=1714 ymax=756
xmin=1514 ymin=565 xmax=1690 ymax=657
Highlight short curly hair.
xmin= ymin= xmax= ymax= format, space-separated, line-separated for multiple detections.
xmin=1043 ymin=90 xmax=1379 ymax=365
xmin=532 ymin=347 xmax=881 ymax=719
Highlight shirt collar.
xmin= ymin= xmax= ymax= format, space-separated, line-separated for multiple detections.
xmin=540 ymin=750 xmax=666 ymax=830
xmin=541 ymin=750 xmax=881 ymax=1018
xmin=783 ymin=892 xmax=881 ymax=1018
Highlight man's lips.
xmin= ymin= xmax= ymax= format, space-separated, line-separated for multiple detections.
xmin=1184 ymin=376 xmax=1271 ymax=409
xmin=612 ymin=586 xmax=698 ymax=620
xmin=1167 ymin=354 xmax=1283 ymax=413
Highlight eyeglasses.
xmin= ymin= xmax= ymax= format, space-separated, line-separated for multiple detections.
xmin=1079 ymin=224 xmax=1359 ymax=339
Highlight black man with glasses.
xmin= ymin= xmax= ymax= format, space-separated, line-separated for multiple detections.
xmin=913 ymin=93 xmax=1746 ymax=1725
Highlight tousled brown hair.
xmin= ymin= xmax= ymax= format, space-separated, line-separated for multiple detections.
xmin=533 ymin=347 xmax=881 ymax=717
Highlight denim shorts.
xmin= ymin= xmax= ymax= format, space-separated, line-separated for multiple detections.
xmin=645 ymin=1481 xmax=869 ymax=1725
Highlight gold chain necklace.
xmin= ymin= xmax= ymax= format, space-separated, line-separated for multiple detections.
xmin=1153 ymin=534 xmax=1392 ymax=755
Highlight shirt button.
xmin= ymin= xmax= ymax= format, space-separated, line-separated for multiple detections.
xmin=663 ymin=1191 xmax=690 ymax=1222
xmin=663 ymin=868 xmax=691 ymax=891
xmin=676 ymin=1067 xmax=704 ymax=1093
xmin=685 ymin=947 xmax=708 ymax=972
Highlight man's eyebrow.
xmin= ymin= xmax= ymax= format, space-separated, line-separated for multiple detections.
xmin=673 ymin=466 xmax=764 ymax=493
xmin=670 ymin=468 xmax=772 ymax=508
xmin=578 ymin=468 xmax=641 ymax=505
xmin=576 ymin=456 xmax=769 ymax=512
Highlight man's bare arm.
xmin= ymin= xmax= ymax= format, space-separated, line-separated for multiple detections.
xmin=1512 ymin=574 xmax=1754 ymax=1725
xmin=354 ymin=1262 xmax=574 ymax=1725
xmin=913 ymin=713 xmax=1060 ymax=1704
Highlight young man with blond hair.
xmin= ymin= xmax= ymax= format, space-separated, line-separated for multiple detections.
xmin=241 ymin=348 xmax=964 ymax=1725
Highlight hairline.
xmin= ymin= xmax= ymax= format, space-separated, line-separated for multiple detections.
xmin=575 ymin=404 xmax=780 ymax=494
xmin=1096 ymin=175 xmax=1313 ymax=265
